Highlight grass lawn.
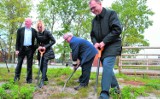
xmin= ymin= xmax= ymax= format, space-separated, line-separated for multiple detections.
xmin=0 ymin=65 xmax=160 ymax=99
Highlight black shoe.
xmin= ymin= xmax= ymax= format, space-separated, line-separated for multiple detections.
xmin=27 ymin=79 xmax=32 ymax=83
xmin=14 ymin=77 xmax=20 ymax=82
xmin=74 ymin=85 xmax=86 ymax=90
xmin=100 ymin=91 xmax=109 ymax=99
xmin=44 ymin=78 xmax=48 ymax=81
xmin=39 ymin=80 xmax=44 ymax=88
xmin=114 ymin=86 xmax=121 ymax=94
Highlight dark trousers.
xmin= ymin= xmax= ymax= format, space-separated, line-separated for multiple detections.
xmin=39 ymin=57 xmax=48 ymax=80
xmin=15 ymin=47 xmax=34 ymax=81
xmin=79 ymin=57 xmax=95 ymax=86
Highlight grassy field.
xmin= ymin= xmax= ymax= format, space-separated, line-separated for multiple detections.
xmin=0 ymin=65 xmax=160 ymax=99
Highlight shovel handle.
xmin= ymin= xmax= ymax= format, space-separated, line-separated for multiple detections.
xmin=98 ymin=48 xmax=104 ymax=58
xmin=39 ymin=50 xmax=45 ymax=57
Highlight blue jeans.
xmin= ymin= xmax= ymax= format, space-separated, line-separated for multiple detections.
xmin=100 ymin=56 xmax=119 ymax=98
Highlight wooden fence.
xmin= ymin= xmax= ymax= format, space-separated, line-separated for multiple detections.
xmin=118 ymin=46 xmax=160 ymax=76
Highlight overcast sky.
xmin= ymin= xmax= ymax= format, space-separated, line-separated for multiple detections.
xmin=102 ymin=0 xmax=160 ymax=47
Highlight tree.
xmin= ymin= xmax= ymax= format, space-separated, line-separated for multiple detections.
xmin=37 ymin=0 xmax=60 ymax=34
xmin=56 ymin=0 xmax=93 ymax=63
xmin=37 ymin=0 xmax=93 ymax=63
xmin=0 ymin=0 xmax=32 ymax=62
xmin=111 ymin=0 xmax=154 ymax=48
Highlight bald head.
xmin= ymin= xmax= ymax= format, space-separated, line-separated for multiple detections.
xmin=25 ymin=18 xmax=32 ymax=28
xmin=63 ymin=33 xmax=73 ymax=42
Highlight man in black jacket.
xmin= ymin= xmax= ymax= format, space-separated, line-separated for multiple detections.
xmin=14 ymin=18 xmax=37 ymax=83
xmin=89 ymin=0 xmax=122 ymax=99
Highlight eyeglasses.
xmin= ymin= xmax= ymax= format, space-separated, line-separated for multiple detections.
xmin=37 ymin=26 xmax=42 ymax=29
xmin=90 ymin=6 xmax=96 ymax=11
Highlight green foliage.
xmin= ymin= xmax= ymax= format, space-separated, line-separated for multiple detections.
xmin=10 ymin=84 xmax=35 ymax=99
xmin=0 ymin=0 xmax=32 ymax=62
xmin=0 ymin=87 xmax=8 ymax=99
xmin=111 ymin=0 xmax=154 ymax=53
xmin=2 ymin=80 xmax=14 ymax=90
xmin=145 ymin=83 xmax=160 ymax=90
xmin=37 ymin=0 xmax=93 ymax=62
xmin=0 ymin=79 xmax=35 ymax=99
xmin=19 ymin=86 xmax=35 ymax=98
xmin=118 ymin=86 xmax=148 ymax=99
xmin=90 ymin=72 xmax=96 ymax=80
xmin=48 ymin=67 xmax=72 ymax=77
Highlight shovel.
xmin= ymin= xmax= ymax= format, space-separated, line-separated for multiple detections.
xmin=62 ymin=64 xmax=80 ymax=92
xmin=37 ymin=49 xmax=45 ymax=87
xmin=95 ymin=48 xmax=103 ymax=95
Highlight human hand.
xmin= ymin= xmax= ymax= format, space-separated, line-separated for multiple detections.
xmin=72 ymin=64 xmax=78 ymax=71
xmin=38 ymin=46 xmax=46 ymax=52
xmin=15 ymin=51 xmax=19 ymax=55
xmin=94 ymin=43 xmax=100 ymax=49
xmin=100 ymin=42 xmax=105 ymax=49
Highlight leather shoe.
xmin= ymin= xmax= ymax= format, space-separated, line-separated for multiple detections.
xmin=27 ymin=80 xmax=32 ymax=83
xmin=44 ymin=77 xmax=48 ymax=81
xmin=114 ymin=86 xmax=121 ymax=94
xmin=99 ymin=91 xmax=109 ymax=99
xmin=14 ymin=77 xmax=20 ymax=82
xmin=74 ymin=85 xmax=86 ymax=90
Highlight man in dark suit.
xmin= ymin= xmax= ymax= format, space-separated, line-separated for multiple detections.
xmin=14 ymin=18 xmax=37 ymax=83
xmin=63 ymin=33 xmax=98 ymax=90
xmin=89 ymin=0 xmax=122 ymax=99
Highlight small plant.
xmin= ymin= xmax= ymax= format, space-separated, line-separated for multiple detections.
xmin=145 ymin=83 xmax=160 ymax=90
xmin=1 ymin=80 xmax=14 ymax=90
xmin=10 ymin=84 xmax=35 ymax=99
xmin=0 ymin=87 xmax=8 ymax=99
xmin=120 ymin=86 xmax=148 ymax=99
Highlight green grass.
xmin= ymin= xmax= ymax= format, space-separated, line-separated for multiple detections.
xmin=0 ymin=66 xmax=160 ymax=99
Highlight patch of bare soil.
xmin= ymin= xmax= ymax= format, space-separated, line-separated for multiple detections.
xmin=33 ymin=81 xmax=97 ymax=99
xmin=33 ymin=78 xmax=158 ymax=99
xmin=118 ymin=78 xmax=145 ymax=86
xmin=120 ymin=80 xmax=145 ymax=86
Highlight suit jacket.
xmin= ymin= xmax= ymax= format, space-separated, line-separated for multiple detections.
xmin=90 ymin=8 xmax=122 ymax=60
xmin=70 ymin=36 xmax=98 ymax=65
xmin=16 ymin=27 xmax=37 ymax=52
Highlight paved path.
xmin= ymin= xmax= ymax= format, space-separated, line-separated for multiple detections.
xmin=0 ymin=63 xmax=119 ymax=73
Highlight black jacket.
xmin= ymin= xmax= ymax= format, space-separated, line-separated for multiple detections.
xmin=37 ymin=29 xmax=56 ymax=60
xmin=16 ymin=27 xmax=37 ymax=52
xmin=90 ymin=8 xmax=122 ymax=60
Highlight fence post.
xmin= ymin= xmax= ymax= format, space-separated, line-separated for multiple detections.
xmin=118 ymin=56 xmax=122 ymax=73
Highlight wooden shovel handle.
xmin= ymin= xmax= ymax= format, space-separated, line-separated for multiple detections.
xmin=98 ymin=48 xmax=104 ymax=58
xmin=39 ymin=50 xmax=45 ymax=57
